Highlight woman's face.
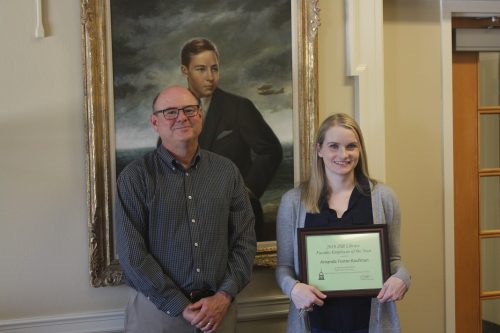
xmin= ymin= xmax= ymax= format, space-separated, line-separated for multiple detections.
xmin=317 ymin=125 xmax=360 ymax=178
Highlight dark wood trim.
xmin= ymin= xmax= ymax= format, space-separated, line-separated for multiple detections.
xmin=453 ymin=17 xmax=500 ymax=29
xmin=453 ymin=51 xmax=481 ymax=333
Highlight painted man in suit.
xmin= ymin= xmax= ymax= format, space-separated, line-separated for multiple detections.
xmin=180 ymin=38 xmax=283 ymax=241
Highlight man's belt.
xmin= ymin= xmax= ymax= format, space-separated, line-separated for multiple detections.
xmin=189 ymin=289 xmax=215 ymax=303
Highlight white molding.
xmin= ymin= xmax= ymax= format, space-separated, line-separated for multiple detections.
xmin=0 ymin=310 xmax=124 ymax=333
xmin=0 ymin=296 xmax=290 ymax=332
xmin=444 ymin=1 xmax=500 ymax=13
xmin=440 ymin=6 xmax=456 ymax=333
xmin=237 ymin=295 xmax=290 ymax=321
xmin=440 ymin=2 xmax=500 ymax=333
xmin=345 ymin=0 xmax=386 ymax=181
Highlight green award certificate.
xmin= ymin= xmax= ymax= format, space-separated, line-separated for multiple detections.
xmin=298 ymin=225 xmax=390 ymax=297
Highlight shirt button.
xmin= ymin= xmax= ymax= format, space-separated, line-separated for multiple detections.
xmin=194 ymin=242 xmax=198 ymax=247
xmin=186 ymin=172 xmax=189 ymax=176
xmin=188 ymin=195 xmax=192 ymax=199
xmin=196 ymin=268 xmax=201 ymax=273
xmin=167 ymin=311 xmax=171 ymax=315
xmin=191 ymin=219 xmax=196 ymax=223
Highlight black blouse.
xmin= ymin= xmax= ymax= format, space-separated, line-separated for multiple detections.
xmin=305 ymin=184 xmax=373 ymax=332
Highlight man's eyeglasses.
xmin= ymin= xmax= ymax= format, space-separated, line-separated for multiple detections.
xmin=153 ymin=105 xmax=200 ymax=120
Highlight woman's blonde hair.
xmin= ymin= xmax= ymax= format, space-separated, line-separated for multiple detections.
xmin=300 ymin=113 xmax=375 ymax=213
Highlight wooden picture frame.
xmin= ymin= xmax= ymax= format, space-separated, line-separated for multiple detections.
xmin=81 ymin=0 xmax=319 ymax=287
xmin=298 ymin=224 xmax=390 ymax=297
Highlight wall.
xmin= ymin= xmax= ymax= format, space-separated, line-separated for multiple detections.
xmin=0 ymin=0 xmax=447 ymax=332
xmin=318 ymin=0 xmax=354 ymax=118
xmin=0 ymin=0 xmax=130 ymax=319
xmin=384 ymin=0 xmax=445 ymax=332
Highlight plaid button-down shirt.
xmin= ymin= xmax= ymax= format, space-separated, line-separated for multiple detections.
xmin=116 ymin=146 xmax=256 ymax=316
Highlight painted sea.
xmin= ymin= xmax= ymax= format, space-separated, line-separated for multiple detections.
xmin=116 ymin=143 xmax=294 ymax=241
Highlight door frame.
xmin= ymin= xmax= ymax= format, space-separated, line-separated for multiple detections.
xmin=440 ymin=2 xmax=500 ymax=333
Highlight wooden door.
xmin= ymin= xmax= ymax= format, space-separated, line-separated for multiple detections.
xmin=453 ymin=49 xmax=500 ymax=333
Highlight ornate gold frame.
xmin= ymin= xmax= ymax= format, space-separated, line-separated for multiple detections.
xmin=82 ymin=0 xmax=319 ymax=287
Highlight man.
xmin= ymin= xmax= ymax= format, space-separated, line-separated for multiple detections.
xmin=180 ymin=38 xmax=283 ymax=241
xmin=116 ymin=85 xmax=256 ymax=333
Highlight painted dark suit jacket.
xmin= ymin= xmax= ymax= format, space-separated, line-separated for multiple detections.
xmin=199 ymin=88 xmax=283 ymax=199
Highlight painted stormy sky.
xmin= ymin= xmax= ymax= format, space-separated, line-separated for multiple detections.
xmin=110 ymin=0 xmax=292 ymax=150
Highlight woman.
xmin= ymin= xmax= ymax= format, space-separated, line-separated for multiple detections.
xmin=276 ymin=114 xmax=410 ymax=333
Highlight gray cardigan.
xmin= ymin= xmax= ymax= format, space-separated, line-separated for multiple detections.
xmin=275 ymin=183 xmax=411 ymax=333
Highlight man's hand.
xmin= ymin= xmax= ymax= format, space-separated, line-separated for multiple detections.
xmin=190 ymin=291 xmax=232 ymax=333
xmin=182 ymin=303 xmax=201 ymax=323
xmin=377 ymin=276 xmax=407 ymax=303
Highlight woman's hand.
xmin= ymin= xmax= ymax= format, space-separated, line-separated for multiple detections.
xmin=377 ymin=276 xmax=407 ymax=303
xmin=291 ymin=282 xmax=327 ymax=312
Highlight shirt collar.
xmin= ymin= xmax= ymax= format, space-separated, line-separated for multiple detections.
xmin=200 ymin=95 xmax=212 ymax=119
xmin=157 ymin=145 xmax=201 ymax=171
xmin=319 ymin=182 xmax=370 ymax=214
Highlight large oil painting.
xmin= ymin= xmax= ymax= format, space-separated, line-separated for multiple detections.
xmin=111 ymin=0 xmax=293 ymax=243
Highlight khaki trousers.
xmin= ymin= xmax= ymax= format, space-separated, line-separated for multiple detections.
xmin=124 ymin=290 xmax=237 ymax=333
